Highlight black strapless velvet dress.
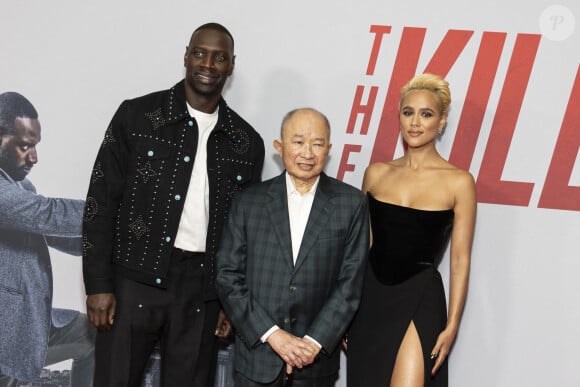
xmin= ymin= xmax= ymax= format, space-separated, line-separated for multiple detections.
xmin=347 ymin=193 xmax=454 ymax=386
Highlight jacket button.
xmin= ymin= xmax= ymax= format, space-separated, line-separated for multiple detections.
xmin=147 ymin=150 xmax=154 ymax=157
xmin=188 ymin=120 xmax=194 ymax=127
xmin=174 ymin=194 xmax=181 ymax=201
xmin=236 ymin=175 xmax=243 ymax=181
xmin=155 ymin=278 xmax=162 ymax=284
xmin=165 ymin=236 xmax=171 ymax=243
xmin=289 ymin=285 xmax=297 ymax=291
xmin=184 ymin=156 xmax=191 ymax=162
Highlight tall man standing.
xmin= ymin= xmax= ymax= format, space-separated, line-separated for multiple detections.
xmin=0 ymin=92 xmax=95 ymax=387
xmin=83 ymin=23 xmax=265 ymax=386
xmin=216 ymin=108 xmax=369 ymax=386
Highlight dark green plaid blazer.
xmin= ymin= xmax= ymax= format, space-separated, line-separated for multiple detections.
xmin=216 ymin=172 xmax=369 ymax=383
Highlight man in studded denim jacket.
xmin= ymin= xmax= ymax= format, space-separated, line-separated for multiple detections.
xmin=83 ymin=23 xmax=264 ymax=386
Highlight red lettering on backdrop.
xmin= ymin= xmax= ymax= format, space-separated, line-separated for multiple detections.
xmin=346 ymin=85 xmax=379 ymax=135
xmin=423 ymin=30 xmax=474 ymax=74
xmin=538 ymin=64 xmax=580 ymax=211
xmin=337 ymin=144 xmax=362 ymax=181
xmin=368 ymin=27 xmax=425 ymax=164
xmin=367 ymin=25 xmax=392 ymax=75
xmin=342 ymin=25 xmax=577 ymax=211
xmin=449 ymin=32 xmax=507 ymax=170
xmin=476 ymin=34 xmax=541 ymax=206
xmin=370 ymin=28 xmax=473 ymax=163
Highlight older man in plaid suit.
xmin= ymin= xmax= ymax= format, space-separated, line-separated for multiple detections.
xmin=216 ymin=108 xmax=369 ymax=386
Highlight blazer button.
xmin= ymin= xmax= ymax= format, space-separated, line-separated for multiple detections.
xmin=155 ymin=278 xmax=162 ymax=284
xmin=289 ymin=285 xmax=297 ymax=291
xmin=284 ymin=318 xmax=290 ymax=324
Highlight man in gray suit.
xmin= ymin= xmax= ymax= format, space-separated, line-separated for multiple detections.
xmin=0 ymin=92 xmax=95 ymax=386
xmin=216 ymin=108 xmax=369 ymax=386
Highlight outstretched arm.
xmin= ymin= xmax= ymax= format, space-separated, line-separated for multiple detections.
xmin=46 ymin=235 xmax=83 ymax=256
xmin=0 ymin=177 xmax=84 ymax=237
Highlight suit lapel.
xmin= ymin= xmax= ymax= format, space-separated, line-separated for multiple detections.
xmin=265 ymin=173 xmax=294 ymax=270
xmin=294 ymin=174 xmax=332 ymax=272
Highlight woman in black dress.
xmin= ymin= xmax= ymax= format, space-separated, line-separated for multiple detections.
xmin=347 ymin=74 xmax=476 ymax=386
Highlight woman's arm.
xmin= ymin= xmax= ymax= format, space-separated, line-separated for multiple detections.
xmin=431 ymin=170 xmax=477 ymax=376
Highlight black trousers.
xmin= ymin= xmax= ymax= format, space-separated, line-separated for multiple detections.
xmin=235 ymin=369 xmax=338 ymax=387
xmin=94 ymin=249 xmax=220 ymax=387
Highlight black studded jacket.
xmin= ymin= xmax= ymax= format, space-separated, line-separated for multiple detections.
xmin=82 ymin=80 xmax=265 ymax=300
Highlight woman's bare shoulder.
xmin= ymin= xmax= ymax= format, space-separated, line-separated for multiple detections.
xmin=441 ymin=163 xmax=476 ymax=204
xmin=363 ymin=161 xmax=399 ymax=191
xmin=365 ymin=161 xmax=390 ymax=173
xmin=365 ymin=161 xmax=403 ymax=180
xmin=443 ymin=162 xmax=475 ymax=186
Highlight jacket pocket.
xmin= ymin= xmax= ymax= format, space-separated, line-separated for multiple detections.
xmin=131 ymin=140 xmax=174 ymax=184
xmin=0 ymin=286 xmax=24 ymax=318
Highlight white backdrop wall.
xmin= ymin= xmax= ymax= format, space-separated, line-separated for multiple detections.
xmin=1 ymin=1 xmax=579 ymax=386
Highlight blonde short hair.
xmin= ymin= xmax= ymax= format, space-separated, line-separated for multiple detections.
xmin=399 ymin=73 xmax=451 ymax=116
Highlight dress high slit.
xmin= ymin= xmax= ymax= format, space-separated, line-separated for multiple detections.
xmin=347 ymin=194 xmax=453 ymax=386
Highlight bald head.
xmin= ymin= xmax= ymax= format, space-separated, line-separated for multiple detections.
xmin=280 ymin=108 xmax=331 ymax=140
xmin=274 ymin=108 xmax=332 ymax=192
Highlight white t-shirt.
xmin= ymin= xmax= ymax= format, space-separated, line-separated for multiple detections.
xmin=173 ymin=104 xmax=219 ymax=252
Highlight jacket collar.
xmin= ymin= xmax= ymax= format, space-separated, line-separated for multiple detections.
xmin=0 ymin=168 xmax=16 ymax=184
xmin=267 ymin=172 xmax=333 ymax=271
xmin=163 ymin=80 xmax=237 ymax=137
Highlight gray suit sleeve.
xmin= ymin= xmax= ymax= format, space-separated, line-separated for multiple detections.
xmin=305 ymin=193 xmax=369 ymax=353
xmin=45 ymin=236 xmax=83 ymax=256
xmin=0 ymin=177 xmax=84 ymax=238
xmin=216 ymin=194 xmax=277 ymax=349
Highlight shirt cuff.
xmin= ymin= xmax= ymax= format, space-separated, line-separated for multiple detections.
xmin=304 ymin=335 xmax=322 ymax=349
xmin=261 ymin=325 xmax=280 ymax=343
